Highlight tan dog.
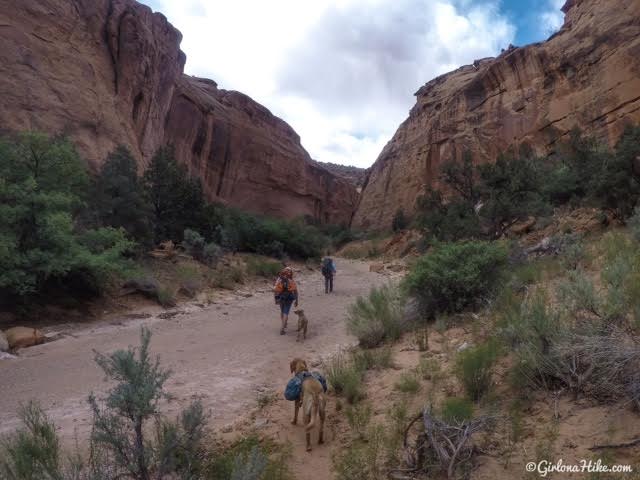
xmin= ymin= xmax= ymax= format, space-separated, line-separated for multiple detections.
xmin=293 ymin=309 xmax=308 ymax=342
xmin=289 ymin=358 xmax=326 ymax=451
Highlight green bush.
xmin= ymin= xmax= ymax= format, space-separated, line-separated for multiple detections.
xmin=628 ymin=207 xmax=640 ymax=242
xmin=499 ymin=292 xmax=561 ymax=352
xmin=455 ymin=341 xmax=498 ymax=401
xmin=182 ymin=228 xmax=206 ymax=258
xmin=351 ymin=347 xmax=394 ymax=371
xmin=0 ymin=132 xmax=134 ymax=300
xmin=206 ymin=435 xmax=291 ymax=480
xmin=156 ymin=286 xmax=177 ymax=308
xmin=205 ymin=205 xmax=329 ymax=259
xmin=347 ymin=285 xmax=404 ymax=348
xmin=440 ymin=397 xmax=474 ymax=423
xmin=394 ymin=373 xmax=421 ymax=394
xmin=557 ymin=269 xmax=602 ymax=318
xmin=333 ymin=425 xmax=388 ymax=480
xmin=324 ymin=352 xmax=365 ymax=404
xmin=0 ymin=402 xmax=63 ymax=479
xmin=403 ymin=241 xmax=508 ymax=318
xmin=417 ymin=356 xmax=443 ymax=382
xmin=1 ymin=329 xmax=210 ymax=480
xmin=346 ymin=403 xmax=372 ymax=440
xmin=246 ymin=256 xmax=282 ymax=278
xmin=89 ymin=327 xmax=208 ymax=480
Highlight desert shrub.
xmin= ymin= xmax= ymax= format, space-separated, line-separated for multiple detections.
xmin=182 ymin=229 xmax=206 ymax=259
xmin=403 ymin=241 xmax=508 ymax=319
xmin=324 ymin=352 xmax=364 ymax=404
xmin=628 ymin=207 xmax=640 ymax=242
xmin=156 ymin=286 xmax=176 ymax=308
xmin=499 ymin=293 xmax=561 ymax=352
xmin=417 ymin=357 xmax=443 ymax=382
xmin=0 ymin=132 xmax=135 ymax=301
xmin=455 ymin=341 xmax=498 ymax=401
xmin=246 ymin=256 xmax=282 ymax=278
xmin=0 ymin=402 xmax=63 ymax=480
xmin=387 ymin=401 xmax=409 ymax=441
xmin=333 ymin=425 xmax=388 ymax=480
xmin=229 ymin=446 xmax=267 ymax=480
xmin=509 ymin=261 xmax=544 ymax=289
xmin=1 ymin=329 xmax=210 ymax=480
xmin=440 ymin=397 xmax=474 ymax=423
xmin=346 ymin=403 xmax=372 ymax=440
xmin=209 ymin=268 xmax=236 ymax=290
xmin=391 ymin=208 xmax=408 ymax=232
xmin=340 ymin=241 xmax=381 ymax=260
xmin=351 ymin=347 xmax=394 ymax=371
xmin=347 ymin=285 xmax=404 ymax=348
xmin=206 ymin=435 xmax=291 ymax=480
xmin=557 ymin=269 xmax=602 ymax=318
xmin=89 ymin=327 xmax=208 ymax=480
xmin=560 ymin=235 xmax=586 ymax=270
xmin=394 ymin=373 xmax=421 ymax=394
xmin=203 ymin=242 xmax=223 ymax=267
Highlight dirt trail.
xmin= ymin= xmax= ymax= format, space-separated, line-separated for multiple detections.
xmin=0 ymin=259 xmax=386 ymax=454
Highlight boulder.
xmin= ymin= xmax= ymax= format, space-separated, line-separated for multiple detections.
xmin=0 ymin=331 xmax=8 ymax=352
xmin=5 ymin=327 xmax=45 ymax=350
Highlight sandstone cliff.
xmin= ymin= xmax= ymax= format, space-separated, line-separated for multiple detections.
xmin=353 ymin=0 xmax=640 ymax=230
xmin=0 ymin=0 xmax=357 ymax=225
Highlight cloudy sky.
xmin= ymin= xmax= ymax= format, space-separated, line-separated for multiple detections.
xmin=141 ymin=0 xmax=565 ymax=168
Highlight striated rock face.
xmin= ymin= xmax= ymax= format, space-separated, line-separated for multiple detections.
xmin=0 ymin=0 xmax=357 ymax=225
xmin=353 ymin=0 xmax=640 ymax=230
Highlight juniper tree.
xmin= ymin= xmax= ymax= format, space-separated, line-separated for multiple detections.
xmin=0 ymin=132 xmax=133 ymax=300
xmin=143 ymin=147 xmax=206 ymax=244
xmin=91 ymin=146 xmax=153 ymax=247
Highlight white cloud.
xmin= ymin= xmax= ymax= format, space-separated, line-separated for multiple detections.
xmin=143 ymin=0 xmax=515 ymax=167
xmin=539 ymin=0 xmax=565 ymax=37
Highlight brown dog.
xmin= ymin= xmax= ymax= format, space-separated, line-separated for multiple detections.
xmin=293 ymin=309 xmax=308 ymax=342
xmin=289 ymin=358 xmax=326 ymax=451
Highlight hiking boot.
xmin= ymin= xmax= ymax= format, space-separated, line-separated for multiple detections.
xmin=280 ymin=328 xmax=286 ymax=335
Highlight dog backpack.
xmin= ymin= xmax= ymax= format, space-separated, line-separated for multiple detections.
xmin=284 ymin=375 xmax=303 ymax=401
xmin=284 ymin=372 xmax=328 ymax=401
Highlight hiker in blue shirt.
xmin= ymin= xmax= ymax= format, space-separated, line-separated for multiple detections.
xmin=321 ymin=257 xmax=336 ymax=294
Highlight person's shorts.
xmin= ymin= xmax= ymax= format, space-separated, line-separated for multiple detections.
xmin=280 ymin=300 xmax=294 ymax=315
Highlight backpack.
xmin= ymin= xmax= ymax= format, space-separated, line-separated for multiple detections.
xmin=277 ymin=276 xmax=295 ymax=302
xmin=321 ymin=258 xmax=333 ymax=276
xmin=284 ymin=372 xmax=328 ymax=401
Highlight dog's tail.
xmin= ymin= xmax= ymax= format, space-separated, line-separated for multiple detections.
xmin=305 ymin=391 xmax=319 ymax=431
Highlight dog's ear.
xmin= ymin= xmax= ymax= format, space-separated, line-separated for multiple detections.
xmin=290 ymin=359 xmax=297 ymax=374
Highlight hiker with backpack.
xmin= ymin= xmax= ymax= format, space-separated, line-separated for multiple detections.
xmin=274 ymin=267 xmax=299 ymax=335
xmin=321 ymin=257 xmax=336 ymax=294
